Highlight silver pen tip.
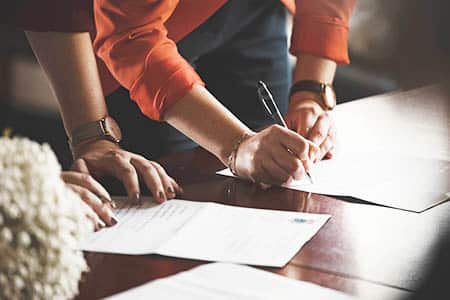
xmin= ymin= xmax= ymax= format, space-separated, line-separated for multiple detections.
xmin=306 ymin=172 xmax=314 ymax=184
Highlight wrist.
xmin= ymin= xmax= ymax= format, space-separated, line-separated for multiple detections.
xmin=293 ymin=53 xmax=336 ymax=84
xmin=71 ymin=139 xmax=120 ymax=159
xmin=226 ymin=131 xmax=255 ymax=175
xmin=289 ymin=93 xmax=324 ymax=114
xmin=69 ymin=116 xmax=122 ymax=153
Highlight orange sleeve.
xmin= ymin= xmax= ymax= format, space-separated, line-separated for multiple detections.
xmin=290 ymin=0 xmax=356 ymax=65
xmin=93 ymin=0 xmax=204 ymax=120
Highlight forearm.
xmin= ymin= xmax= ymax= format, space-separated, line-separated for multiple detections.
xmin=163 ymin=85 xmax=251 ymax=164
xmin=25 ymin=31 xmax=107 ymax=137
xmin=294 ymin=53 xmax=336 ymax=84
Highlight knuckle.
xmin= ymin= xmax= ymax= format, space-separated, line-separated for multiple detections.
xmin=291 ymin=159 xmax=301 ymax=172
xmin=144 ymin=165 xmax=157 ymax=176
xmin=283 ymin=159 xmax=297 ymax=173
xmin=150 ymin=161 xmax=165 ymax=173
xmin=72 ymin=158 xmax=82 ymax=167
xmin=79 ymin=189 xmax=90 ymax=200
xmin=269 ymin=124 xmax=281 ymax=133
xmin=108 ymin=150 xmax=124 ymax=159
xmin=303 ymin=107 xmax=317 ymax=115
xmin=81 ymin=173 xmax=93 ymax=183
xmin=150 ymin=161 xmax=162 ymax=168
xmin=120 ymin=165 xmax=134 ymax=175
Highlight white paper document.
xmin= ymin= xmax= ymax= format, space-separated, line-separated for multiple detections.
xmin=105 ymin=262 xmax=355 ymax=300
xmin=81 ymin=199 xmax=330 ymax=267
xmin=217 ymin=153 xmax=450 ymax=212
xmin=218 ymin=86 xmax=450 ymax=212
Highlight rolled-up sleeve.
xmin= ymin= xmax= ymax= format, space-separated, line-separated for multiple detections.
xmin=290 ymin=0 xmax=356 ymax=65
xmin=93 ymin=0 xmax=204 ymax=121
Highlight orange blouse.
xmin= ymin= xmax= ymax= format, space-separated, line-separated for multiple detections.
xmin=9 ymin=0 xmax=351 ymax=121
xmin=6 ymin=0 xmax=355 ymax=121
xmin=94 ymin=0 xmax=355 ymax=120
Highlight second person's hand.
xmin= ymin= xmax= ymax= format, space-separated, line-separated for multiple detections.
xmin=285 ymin=96 xmax=336 ymax=162
xmin=61 ymin=171 xmax=117 ymax=230
xmin=71 ymin=140 xmax=183 ymax=204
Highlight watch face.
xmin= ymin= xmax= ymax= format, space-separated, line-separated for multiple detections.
xmin=323 ymin=85 xmax=337 ymax=110
xmin=104 ymin=117 xmax=122 ymax=142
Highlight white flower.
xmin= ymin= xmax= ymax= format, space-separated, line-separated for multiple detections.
xmin=0 ymin=137 xmax=91 ymax=299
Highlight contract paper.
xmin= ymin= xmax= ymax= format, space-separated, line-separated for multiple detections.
xmin=217 ymin=153 xmax=449 ymax=212
xmin=218 ymin=86 xmax=450 ymax=212
xmin=81 ymin=199 xmax=330 ymax=267
xmin=105 ymin=262 xmax=355 ymax=300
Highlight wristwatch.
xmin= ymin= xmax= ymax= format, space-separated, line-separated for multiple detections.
xmin=290 ymin=80 xmax=336 ymax=111
xmin=69 ymin=116 xmax=122 ymax=149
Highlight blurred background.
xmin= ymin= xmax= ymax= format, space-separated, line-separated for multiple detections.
xmin=0 ymin=0 xmax=449 ymax=169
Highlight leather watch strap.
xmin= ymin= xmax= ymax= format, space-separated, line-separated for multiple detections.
xmin=289 ymin=80 xmax=336 ymax=110
xmin=71 ymin=121 xmax=106 ymax=146
xmin=69 ymin=117 xmax=122 ymax=149
xmin=290 ymin=80 xmax=324 ymax=97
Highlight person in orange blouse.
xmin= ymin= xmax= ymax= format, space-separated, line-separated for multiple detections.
xmin=85 ymin=0 xmax=355 ymax=185
xmin=5 ymin=0 xmax=355 ymax=187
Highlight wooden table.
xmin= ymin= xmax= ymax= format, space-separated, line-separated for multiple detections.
xmin=76 ymin=86 xmax=450 ymax=300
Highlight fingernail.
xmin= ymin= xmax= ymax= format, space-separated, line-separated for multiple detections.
xmin=110 ymin=200 xmax=117 ymax=209
xmin=158 ymin=191 xmax=165 ymax=201
xmin=167 ymin=187 xmax=174 ymax=194
xmin=98 ymin=219 xmax=106 ymax=228
xmin=304 ymin=160 xmax=311 ymax=173
xmin=111 ymin=215 xmax=119 ymax=226
xmin=175 ymin=185 xmax=184 ymax=195
xmin=132 ymin=192 xmax=140 ymax=202
xmin=101 ymin=196 xmax=115 ymax=207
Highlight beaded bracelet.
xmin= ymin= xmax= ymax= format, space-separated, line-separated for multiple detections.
xmin=227 ymin=132 xmax=253 ymax=176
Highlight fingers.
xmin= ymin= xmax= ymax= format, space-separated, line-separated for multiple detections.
xmin=271 ymin=125 xmax=310 ymax=160
xmin=319 ymin=133 xmax=336 ymax=161
xmin=307 ymin=113 xmax=335 ymax=161
xmin=148 ymin=161 xmax=180 ymax=200
xmin=260 ymin=158 xmax=292 ymax=185
xmin=68 ymin=184 xmax=117 ymax=228
xmin=71 ymin=145 xmax=183 ymax=205
xmin=110 ymin=152 xmax=141 ymax=202
xmin=131 ymin=156 xmax=168 ymax=203
xmin=307 ymin=113 xmax=332 ymax=146
xmin=296 ymin=113 xmax=318 ymax=137
xmin=237 ymin=125 xmax=312 ymax=184
xmin=171 ymin=178 xmax=184 ymax=196
xmin=269 ymin=145 xmax=305 ymax=180
xmin=61 ymin=171 xmax=113 ymax=206
xmin=325 ymin=146 xmax=335 ymax=159
xmin=71 ymin=158 xmax=90 ymax=174
xmin=79 ymin=200 xmax=102 ymax=231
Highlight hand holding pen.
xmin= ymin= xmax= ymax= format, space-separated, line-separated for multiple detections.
xmin=257 ymin=81 xmax=318 ymax=183
xmin=226 ymin=82 xmax=319 ymax=185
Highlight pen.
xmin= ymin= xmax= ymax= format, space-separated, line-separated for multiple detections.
xmin=257 ymin=80 xmax=314 ymax=184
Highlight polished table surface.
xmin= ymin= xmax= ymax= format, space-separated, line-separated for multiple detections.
xmin=76 ymin=86 xmax=450 ymax=300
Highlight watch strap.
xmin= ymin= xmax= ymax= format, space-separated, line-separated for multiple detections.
xmin=70 ymin=119 xmax=107 ymax=146
xmin=289 ymin=80 xmax=336 ymax=110
xmin=69 ymin=117 xmax=122 ymax=150
xmin=290 ymin=80 xmax=327 ymax=98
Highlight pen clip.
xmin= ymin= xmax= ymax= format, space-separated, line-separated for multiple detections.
xmin=257 ymin=81 xmax=276 ymax=120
